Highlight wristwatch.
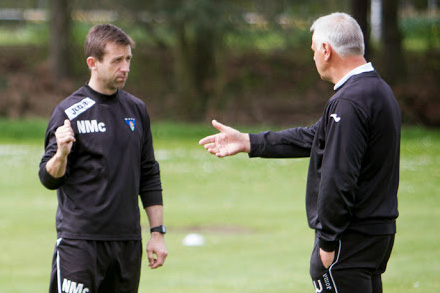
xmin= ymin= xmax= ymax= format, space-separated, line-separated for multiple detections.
xmin=150 ymin=225 xmax=166 ymax=234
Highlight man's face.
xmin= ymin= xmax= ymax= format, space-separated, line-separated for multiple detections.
xmin=311 ymin=36 xmax=330 ymax=82
xmin=311 ymin=39 xmax=324 ymax=79
xmin=94 ymin=42 xmax=132 ymax=94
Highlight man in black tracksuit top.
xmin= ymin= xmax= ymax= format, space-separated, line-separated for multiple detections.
xmin=39 ymin=24 xmax=167 ymax=292
xmin=199 ymin=13 xmax=400 ymax=292
xmin=40 ymin=85 xmax=162 ymax=240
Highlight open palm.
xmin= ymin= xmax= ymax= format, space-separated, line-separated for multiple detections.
xmin=199 ymin=120 xmax=250 ymax=157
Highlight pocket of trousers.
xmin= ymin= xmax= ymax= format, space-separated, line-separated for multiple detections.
xmin=310 ymin=242 xmax=329 ymax=277
xmin=310 ymin=243 xmax=337 ymax=292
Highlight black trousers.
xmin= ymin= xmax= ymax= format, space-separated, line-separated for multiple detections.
xmin=49 ymin=238 xmax=143 ymax=293
xmin=310 ymin=231 xmax=395 ymax=293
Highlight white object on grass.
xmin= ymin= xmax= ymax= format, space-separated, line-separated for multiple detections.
xmin=182 ymin=233 xmax=205 ymax=246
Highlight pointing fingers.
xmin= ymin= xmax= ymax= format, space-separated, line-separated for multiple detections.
xmin=199 ymin=134 xmax=216 ymax=146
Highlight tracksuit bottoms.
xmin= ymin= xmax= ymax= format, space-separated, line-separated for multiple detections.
xmin=49 ymin=238 xmax=143 ymax=293
xmin=310 ymin=231 xmax=395 ymax=293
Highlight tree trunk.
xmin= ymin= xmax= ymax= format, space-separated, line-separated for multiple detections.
xmin=174 ymin=23 xmax=196 ymax=120
xmin=381 ymin=0 xmax=406 ymax=84
xmin=49 ymin=0 xmax=73 ymax=79
xmin=192 ymin=26 xmax=216 ymax=118
xmin=351 ymin=0 xmax=371 ymax=60
xmin=173 ymin=23 xmax=218 ymax=120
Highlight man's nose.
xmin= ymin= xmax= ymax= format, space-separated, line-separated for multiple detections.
xmin=121 ymin=60 xmax=130 ymax=73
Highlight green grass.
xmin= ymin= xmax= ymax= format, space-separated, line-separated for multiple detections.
xmin=0 ymin=118 xmax=48 ymax=143
xmin=0 ymin=120 xmax=439 ymax=292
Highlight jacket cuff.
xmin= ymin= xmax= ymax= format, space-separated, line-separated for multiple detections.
xmin=39 ymin=162 xmax=65 ymax=190
xmin=140 ymin=190 xmax=163 ymax=208
xmin=318 ymin=238 xmax=338 ymax=252
xmin=248 ymin=133 xmax=264 ymax=157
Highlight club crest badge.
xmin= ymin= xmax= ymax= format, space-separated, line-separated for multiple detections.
xmin=124 ymin=118 xmax=136 ymax=131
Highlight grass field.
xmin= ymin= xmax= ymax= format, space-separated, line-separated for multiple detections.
xmin=0 ymin=120 xmax=439 ymax=292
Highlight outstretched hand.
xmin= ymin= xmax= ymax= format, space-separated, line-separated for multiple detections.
xmin=199 ymin=120 xmax=250 ymax=157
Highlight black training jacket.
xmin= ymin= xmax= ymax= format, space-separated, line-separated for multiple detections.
xmin=249 ymin=71 xmax=401 ymax=252
xmin=39 ymin=84 xmax=162 ymax=241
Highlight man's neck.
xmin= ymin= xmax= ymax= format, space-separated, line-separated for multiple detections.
xmin=332 ymin=55 xmax=367 ymax=85
xmin=333 ymin=60 xmax=374 ymax=91
xmin=88 ymin=78 xmax=117 ymax=96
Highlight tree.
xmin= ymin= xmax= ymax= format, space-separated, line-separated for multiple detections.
xmin=169 ymin=0 xmax=221 ymax=120
xmin=49 ymin=0 xmax=73 ymax=79
xmin=151 ymin=0 xmax=240 ymax=120
xmin=381 ymin=0 xmax=406 ymax=84
xmin=351 ymin=0 xmax=371 ymax=59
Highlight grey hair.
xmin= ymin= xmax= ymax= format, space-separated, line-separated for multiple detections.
xmin=310 ymin=12 xmax=365 ymax=57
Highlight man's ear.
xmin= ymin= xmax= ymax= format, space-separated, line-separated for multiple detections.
xmin=322 ymin=42 xmax=332 ymax=62
xmin=86 ymin=56 xmax=97 ymax=71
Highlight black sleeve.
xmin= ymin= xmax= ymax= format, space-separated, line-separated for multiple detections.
xmin=138 ymin=107 xmax=163 ymax=208
xmin=248 ymin=120 xmax=321 ymax=158
xmin=38 ymin=107 xmax=68 ymax=190
xmin=317 ymin=99 xmax=368 ymax=252
xmin=39 ymin=162 xmax=65 ymax=190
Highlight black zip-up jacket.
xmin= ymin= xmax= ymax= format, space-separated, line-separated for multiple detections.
xmin=249 ymin=71 xmax=401 ymax=252
xmin=39 ymin=84 xmax=162 ymax=241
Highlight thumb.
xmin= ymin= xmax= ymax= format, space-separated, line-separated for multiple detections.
xmin=64 ymin=119 xmax=71 ymax=127
xmin=212 ymin=120 xmax=226 ymax=133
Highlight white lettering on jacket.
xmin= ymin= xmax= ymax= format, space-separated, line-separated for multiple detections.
xmin=77 ymin=120 xmax=106 ymax=134
xmin=65 ymin=98 xmax=96 ymax=120
xmin=62 ymin=278 xmax=90 ymax=293
xmin=313 ymin=280 xmax=323 ymax=293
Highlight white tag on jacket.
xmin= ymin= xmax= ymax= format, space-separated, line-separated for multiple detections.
xmin=65 ymin=97 xmax=96 ymax=120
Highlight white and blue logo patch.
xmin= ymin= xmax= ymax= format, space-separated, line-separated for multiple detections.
xmin=125 ymin=118 xmax=136 ymax=131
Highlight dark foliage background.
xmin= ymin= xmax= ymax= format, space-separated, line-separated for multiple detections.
xmin=0 ymin=0 xmax=439 ymax=127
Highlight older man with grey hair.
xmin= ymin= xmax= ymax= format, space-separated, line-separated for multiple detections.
xmin=199 ymin=12 xmax=401 ymax=293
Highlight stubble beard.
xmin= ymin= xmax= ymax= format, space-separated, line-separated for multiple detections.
xmin=106 ymin=76 xmax=127 ymax=92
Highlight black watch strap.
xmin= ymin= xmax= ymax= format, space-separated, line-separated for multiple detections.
xmin=150 ymin=225 xmax=166 ymax=234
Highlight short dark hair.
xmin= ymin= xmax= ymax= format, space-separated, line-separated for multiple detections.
xmin=84 ymin=24 xmax=135 ymax=61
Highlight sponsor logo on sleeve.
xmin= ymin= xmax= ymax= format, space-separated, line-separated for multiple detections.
xmin=65 ymin=97 xmax=96 ymax=120
xmin=330 ymin=113 xmax=341 ymax=123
